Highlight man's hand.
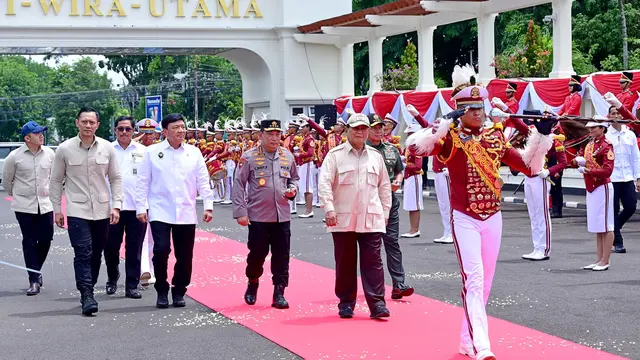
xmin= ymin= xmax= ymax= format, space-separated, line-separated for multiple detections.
xmin=203 ymin=210 xmax=213 ymax=223
xmin=325 ymin=211 xmax=338 ymax=227
xmin=137 ymin=213 xmax=148 ymax=223
xmin=110 ymin=209 xmax=120 ymax=225
xmin=636 ymin=180 xmax=640 ymax=192
xmin=575 ymin=156 xmax=586 ymax=167
xmin=54 ymin=212 xmax=65 ymax=228
xmin=284 ymin=186 xmax=297 ymax=199
xmin=237 ymin=216 xmax=250 ymax=226
xmin=444 ymin=108 xmax=468 ymax=121
xmin=391 ymin=179 xmax=402 ymax=192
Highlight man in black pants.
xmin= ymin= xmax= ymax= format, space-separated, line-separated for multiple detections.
xmin=232 ymin=119 xmax=299 ymax=309
xmin=2 ymin=121 xmax=55 ymax=296
xmin=548 ymin=146 xmax=564 ymax=218
xmin=104 ymin=116 xmax=148 ymax=298
xmin=136 ymin=113 xmax=214 ymax=309
xmin=50 ymin=108 xmax=124 ymax=315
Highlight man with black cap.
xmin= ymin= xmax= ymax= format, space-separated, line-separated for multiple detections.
xmin=366 ymin=114 xmax=414 ymax=300
xmin=2 ymin=121 xmax=54 ymax=296
xmin=617 ymin=71 xmax=635 ymax=112
xmin=232 ymin=119 xmax=299 ymax=309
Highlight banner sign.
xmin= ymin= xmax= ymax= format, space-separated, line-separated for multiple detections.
xmin=145 ymin=95 xmax=162 ymax=129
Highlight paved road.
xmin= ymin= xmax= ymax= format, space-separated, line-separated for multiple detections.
xmin=1 ymin=191 xmax=639 ymax=359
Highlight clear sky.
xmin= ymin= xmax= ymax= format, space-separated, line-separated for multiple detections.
xmin=26 ymin=55 xmax=128 ymax=88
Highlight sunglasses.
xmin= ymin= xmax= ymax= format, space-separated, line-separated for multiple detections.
xmin=117 ymin=127 xmax=133 ymax=132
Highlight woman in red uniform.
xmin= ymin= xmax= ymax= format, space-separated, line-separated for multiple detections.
xmin=574 ymin=117 xmax=615 ymax=271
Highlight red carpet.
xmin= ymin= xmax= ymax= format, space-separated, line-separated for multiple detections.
xmin=4 ymin=196 xmax=626 ymax=359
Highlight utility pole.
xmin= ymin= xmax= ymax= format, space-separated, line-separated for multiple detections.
xmin=194 ymin=55 xmax=199 ymax=129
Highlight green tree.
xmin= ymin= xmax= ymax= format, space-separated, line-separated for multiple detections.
xmin=378 ymin=40 xmax=419 ymax=91
xmin=494 ymin=21 xmax=552 ymax=78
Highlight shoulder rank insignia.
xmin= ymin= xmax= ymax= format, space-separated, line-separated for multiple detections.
xmin=607 ymin=149 xmax=614 ymax=160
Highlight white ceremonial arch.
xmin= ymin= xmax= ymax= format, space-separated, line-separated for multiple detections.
xmin=0 ymin=0 xmax=352 ymax=120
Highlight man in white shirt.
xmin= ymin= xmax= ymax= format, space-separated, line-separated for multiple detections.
xmin=605 ymin=105 xmax=640 ymax=253
xmin=136 ymin=113 xmax=214 ymax=309
xmin=2 ymin=121 xmax=55 ymax=296
xmin=104 ymin=116 xmax=148 ymax=299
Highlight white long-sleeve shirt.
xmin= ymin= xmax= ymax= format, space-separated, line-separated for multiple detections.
xmin=135 ymin=140 xmax=213 ymax=224
xmin=112 ymin=140 xmax=147 ymax=211
xmin=606 ymin=125 xmax=640 ymax=183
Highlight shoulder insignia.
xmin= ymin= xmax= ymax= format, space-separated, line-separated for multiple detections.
xmin=555 ymin=146 xmax=565 ymax=152
xmin=607 ymin=149 xmax=615 ymax=160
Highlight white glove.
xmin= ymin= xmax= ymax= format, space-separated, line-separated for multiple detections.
xmin=537 ymin=169 xmax=550 ymax=179
xmin=491 ymin=97 xmax=508 ymax=112
xmin=489 ymin=107 xmax=509 ymax=122
xmin=603 ymin=92 xmax=623 ymax=109
xmin=211 ymin=156 xmax=217 ymax=161
xmin=235 ymin=146 xmax=241 ymax=152
xmin=293 ymin=146 xmax=299 ymax=152
xmin=297 ymin=114 xmax=311 ymax=122
xmin=577 ymin=167 xmax=586 ymax=174
xmin=443 ymin=168 xmax=449 ymax=177
xmin=575 ymin=156 xmax=586 ymax=167
xmin=406 ymin=104 xmax=420 ymax=117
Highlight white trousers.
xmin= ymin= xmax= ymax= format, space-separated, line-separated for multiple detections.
xmin=299 ymin=162 xmax=316 ymax=194
xmin=452 ymin=210 xmax=502 ymax=353
xmin=312 ymin=164 xmax=320 ymax=205
xmin=434 ymin=172 xmax=452 ymax=238
xmin=403 ymin=175 xmax=424 ymax=211
xmin=524 ymin=176 xmax=552 ymax=255
xmin=140 ymin=223 xmax=154 ymax=275
xmin=587 ymin=183 xmax=615 ymax=233
xmin=225 ymin=160 xmax=235 ymax=202
xmin=212 ymin=179 xmax=225 ymax=201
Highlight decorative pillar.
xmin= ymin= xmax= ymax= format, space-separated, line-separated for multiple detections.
xmin=367 ymin=36 xmax=385 ymax=95
xmin=338 ymin=44 xmax=355 ymax=96
xmin=416 ymin=24 xmax=437 ymax=91
xmin=477 ymin=13 xmax=498 ymax=84
xmin=549 ymin=0 xmax=575 ymax=78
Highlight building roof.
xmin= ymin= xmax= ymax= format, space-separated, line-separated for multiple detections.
xmin=297 ymin=0 xmax=486 ymax=34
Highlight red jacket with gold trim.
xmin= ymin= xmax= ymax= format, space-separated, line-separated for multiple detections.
xmin=578 ymin=136 xmax=614 ymax=193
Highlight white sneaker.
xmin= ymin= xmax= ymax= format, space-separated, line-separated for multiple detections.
xmin=313 ymin=203 xmax=322 ymax=208
xmin=296 ymin=201 xmax=305 ymax=205
xmin=290 ymin=209 xmax=297 ymax=215
xmin=298 ymin=212 xmax=314 ymax=218
xmin=592 ymin=263 xmax=610 ymax=271
xmin=475 ymin=349 xmax=496 ymax=360
xmin=522 ymin=250 xmax=549 ymax=261
xmin=434 ymin=236 xmax=453 ymax=244
xmin=582 ymin=263 xmax=599 ymax=270
xmin=400 ymin=231 xmax=420 ymax=238
xmin=459 ymin=344 xmax=475 ymax=357
xmin=220 ymin=200 xmax=232 ymax=205
xmin=213 ymin=199 xmax=222 ymax=203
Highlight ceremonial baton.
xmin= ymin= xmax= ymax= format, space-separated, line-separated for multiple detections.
xmin=0 ymin=260 xmax=42 ymax=274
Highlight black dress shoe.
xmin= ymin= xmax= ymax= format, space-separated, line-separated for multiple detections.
xmin=26 ymin=283 xmax=40 ymax=296
xmin=244 ymin=279 xmax=259 ymax=305
xmin=370 ymin=305 xmax=390 ymax=319
xmin=172 ymin=294 xmax=186 ymax=307
xmin=391 ymin=283 xmax=415 ymax=300
xmin=81 ymin=292 xmax=99 ymax=316
xmin=613 ymin=245 xmax=627 ymax=253
xmin=38 ymin=275 xmax=43 ymax=287
xmin=156 ymin=292 xmax=169 ymax=309
xmin=105 ymin=281 xmax=117 ymax=295
xmin=271 ymin=284 xmax=289 ymax=309
xmin=338 ymin=307 xmax=354 ymax=319
xmin=125 ymin=289 xmax=142 ymax=299
xmin=550 ymin=213 xmax=563 ymax=219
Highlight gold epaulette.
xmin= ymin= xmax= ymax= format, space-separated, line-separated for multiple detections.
xmin=555 ymin=145 xmax=565 ymax=151
xmin=493 ymin=123 xmax=504 ymax=131
xmin=553 ymin=134 xmax=566 ymax=142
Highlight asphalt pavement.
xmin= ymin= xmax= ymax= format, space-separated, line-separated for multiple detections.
xmin=1 ymin=191 xmax=640 ymax=359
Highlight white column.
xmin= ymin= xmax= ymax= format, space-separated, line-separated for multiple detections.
xmin=368 ymin=36 xmax=385 ymax=95
xmin=549 ymin=0 xmax=575 ymax=78
xmin=416 ymin=24 xmax=437 ymax=91
xmin=477 ymin=13 xmax=498 ymax=84
xmin=338 ymin=44 xmax=355 ymax=96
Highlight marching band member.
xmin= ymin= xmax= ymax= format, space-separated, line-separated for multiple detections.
xmin=520 ymin=110 xmax=568 ymax=261
xmin=295 ymin=120 xmax=316 ymax=218
xmin=310 ymin=124 xmax=323 ymax=208
xmin=210 ymin=120 xmax=226 ymax=204
xmin=616 ymin=71 xmax=635 ymax=112
xmin=574 ymin=117 xmax=615 ymax=271
xmin=406 ymin=65 xmax=555 ymax=360
xmin=400 ymin=124 xmax=424 ymax=239
xmin=406 ymin=104 xmax=450 ymax=243
xmin=220 ymin=120 xmax=238 ymax=205
xmin=283 ymin=119 xmax=300 ymax=214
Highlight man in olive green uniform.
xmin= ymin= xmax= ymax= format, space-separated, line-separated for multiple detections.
xmin=366 ymin=114 xmax=414 ymax=300
xmin=232 ymin=119 xmax=299 ymax=309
